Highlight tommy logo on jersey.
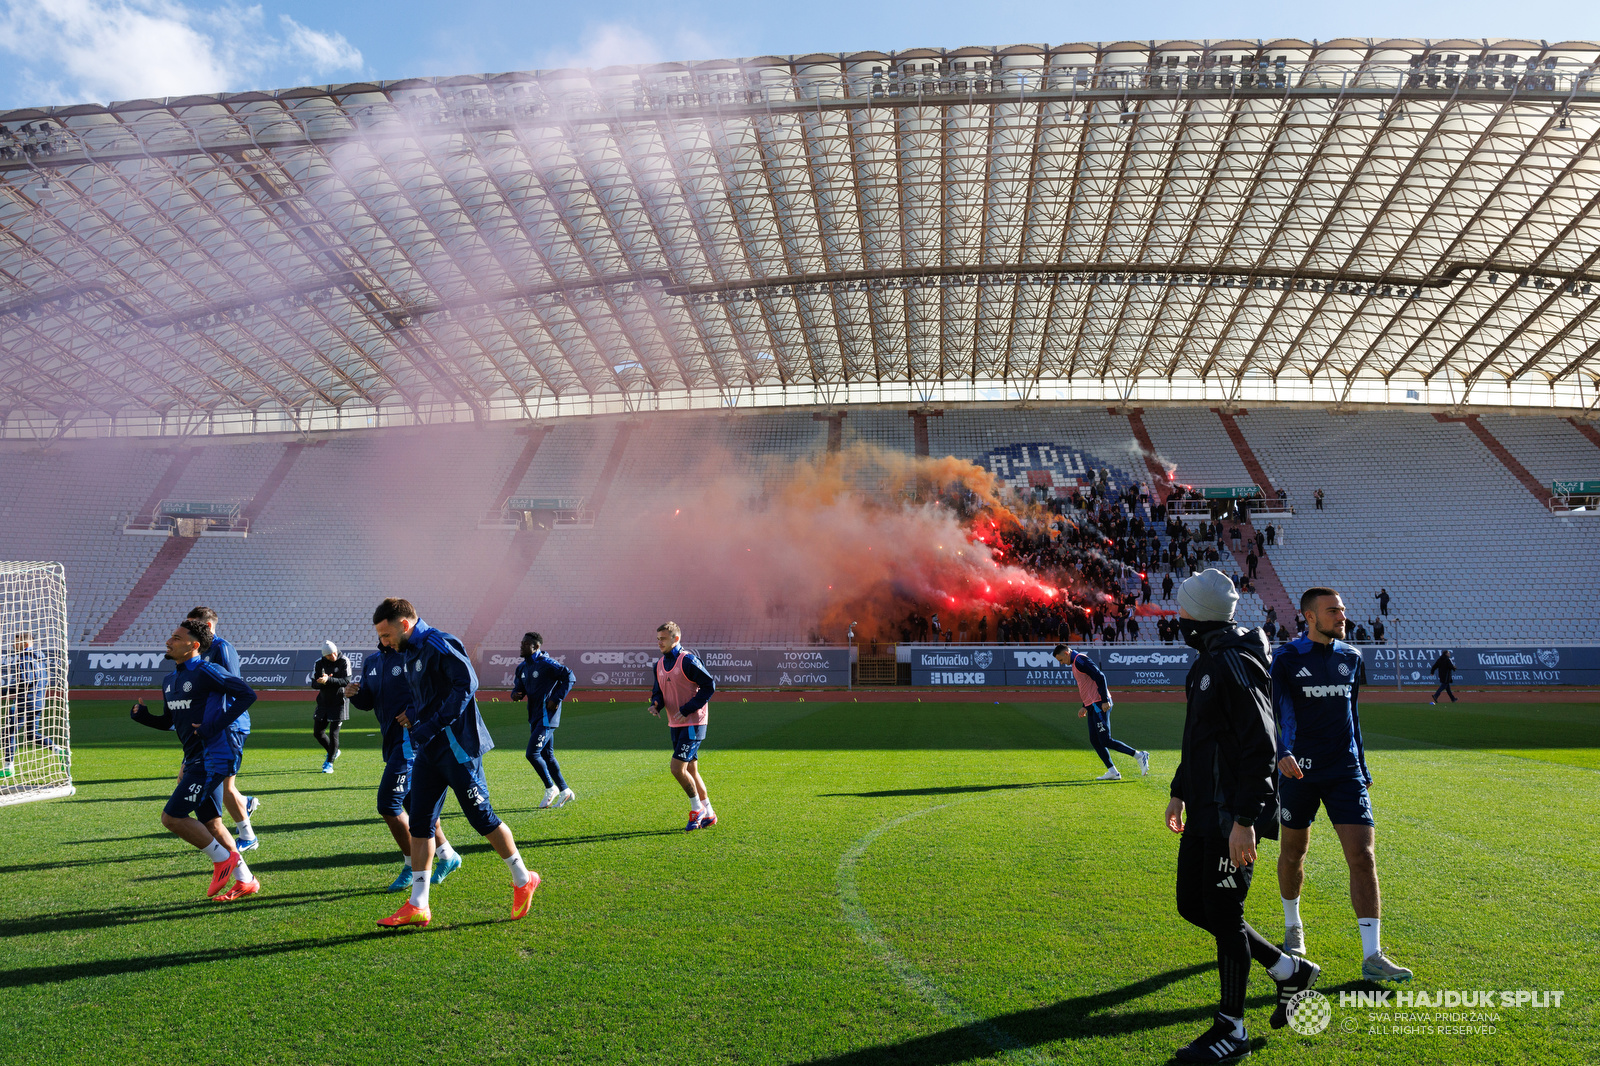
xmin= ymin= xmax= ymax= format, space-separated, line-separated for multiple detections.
xmin=1302 ymin=684 xmax=1353 ymax=698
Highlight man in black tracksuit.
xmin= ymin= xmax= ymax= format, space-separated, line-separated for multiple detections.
xmin=1165 ymin=569 xmax=1321 ymax=1064
xmin=1430 ymin=651 xmax=1458 ymax=704
xmin=311 ymin=640 xmax=352 ymax=772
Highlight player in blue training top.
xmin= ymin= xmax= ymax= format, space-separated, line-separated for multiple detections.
xmin=1271 ymin=587 xmax=1412 ymax=984
xmin=187 ymin=607 xmax=260 ymax=851
xmin=131 ymin=619 xmax=261 ymax=901
xmin=2 ymin=629 xmax=65 ymax=778
xmin=371 ymin=597 xmax=539 ymax=928
xmin=1052 ymin=643 xmax=1151 ymax=781
xmin=511 ymin=631 xmax=577 ymax=809
xmin=346 ymin=636 xmax=465 ymax=892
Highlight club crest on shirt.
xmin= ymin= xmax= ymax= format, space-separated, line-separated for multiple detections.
xmin=1199 ymin=674 xmax=1211 ymax=690
xmin=391 ymin=665 xmax=402 ymax=676
xmin=183 ymin=681 xmax=192 ymax=692
xmin=1337 ymin=663 xmax=1350 ymax=676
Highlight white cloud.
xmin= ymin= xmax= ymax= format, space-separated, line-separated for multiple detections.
xmin=278 ymin=14 xmax=361 ymax=74
xmin=0 ymin=0 xmax=364 ymax=105
xmin=539 ymin=22 xmax=724 ymax=72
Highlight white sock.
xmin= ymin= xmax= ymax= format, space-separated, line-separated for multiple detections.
xmin=234 ymin=855 xmax=253 ymax=882
xmin=505 ymin=850 xmax=532 ymax=887
xmin=437 ymin=842 xmax=459 ymax=862
xmin=1266 ymin=952 xmax=1296 ymax=980
xmin=1282 ymin=896 xmax=1302 ymax=928
xmin=400 ymin=857 xmax=413 ymax=873
xmin=1359 ymin=917 xmax=1382 ymax=957
xmin=203 ymin=840 xmax=230 ymax=862
xmin=410 ymin=871 xmax=430 ymax=908
xmin=235 ymin=818 xmax=252 ymax=837
xmin=1220 ymin=1012 xmax=1246 ymax=1039
xmin=690 ymin=796 xmax=704 ymax=813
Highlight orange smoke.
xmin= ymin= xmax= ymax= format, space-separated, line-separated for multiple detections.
xmin=621 ymin=444 xmax=1077 ymax=644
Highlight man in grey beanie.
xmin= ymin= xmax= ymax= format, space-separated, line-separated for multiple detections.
xmin=1165 ymin=570 xmax=1321 ymax=1062
xmin=311 ymin=640 xmax=352 ymax=773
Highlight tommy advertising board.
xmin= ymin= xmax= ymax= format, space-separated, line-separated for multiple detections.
xmin=907 ymin=645 xmax=1198 ymax=687
xmin=909 ymin=644 xmax=1600 ymax=688
xmin=71 ymin=647 xmax=368 ymax=689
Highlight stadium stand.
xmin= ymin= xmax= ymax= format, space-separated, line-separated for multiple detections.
xmin=1234 ymin=409 xmax=1599 ymax=645
xmin=2 ymin=408 xmax=1596 ymax=650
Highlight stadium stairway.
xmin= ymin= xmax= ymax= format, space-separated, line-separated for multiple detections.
xmin=1570 ymin=418 xmax=1600 ymax=452
xmin=94 ymin=442 xmax=305 ymax=642
xmin=93 ymin=448 xmax=199 ymax=642
xmin=1124 ymin=408 xmax=1173 ymax=503
xmin=1435 ymin=413 xmax=1552 ymax=505
xmin=463 ymin=424 xmax=633 ymax=652
xmin=1209 ymin=409 xmax=1296 ymax=629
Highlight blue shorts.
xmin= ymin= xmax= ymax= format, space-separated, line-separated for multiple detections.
xmin=205 ymin=730 xmax=246 ymax=778
xmin=670 ymin=725 xmax=706 ymax=763
xmin=377 ymin=747 xmax=415 ymax=818
xmin=408 ymin=746 xmax=501 ymax=839
xmin=164 ymin=762 xmax=224 ymax=821
xmin=1278 ymin=773 xmax=1375 ymax=830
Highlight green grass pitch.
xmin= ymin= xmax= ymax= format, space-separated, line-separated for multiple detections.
xmin=1 ymin=695 xmax=1596 ymax=1065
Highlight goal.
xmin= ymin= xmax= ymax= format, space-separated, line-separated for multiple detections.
xmin=0 ymin=562 xmax=73 ymax=806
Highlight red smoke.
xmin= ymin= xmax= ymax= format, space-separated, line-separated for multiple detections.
xmin=622 ymin=444 xmax=1092 ymax=644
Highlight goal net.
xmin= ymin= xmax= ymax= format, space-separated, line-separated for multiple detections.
xmin=0 ymin=562 xmax=73 ymax=806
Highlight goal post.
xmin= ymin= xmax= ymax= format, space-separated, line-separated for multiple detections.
xmin=0 ymin=562 xmax=74 ymax=807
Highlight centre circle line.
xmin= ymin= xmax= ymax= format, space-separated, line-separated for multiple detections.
xmin=836 ymin=796 xmax=1058 ymax=1065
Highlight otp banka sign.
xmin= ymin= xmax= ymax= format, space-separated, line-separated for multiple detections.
xmin=977 ymin=442 xmax=1137 ymax=496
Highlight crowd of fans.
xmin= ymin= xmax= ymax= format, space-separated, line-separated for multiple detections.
xmin=841 ymin=468 xmax=1366 ymax=651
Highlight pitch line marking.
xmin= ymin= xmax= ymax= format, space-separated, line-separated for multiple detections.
xmin=836 ymin=798 xmax=1059 ymax=1065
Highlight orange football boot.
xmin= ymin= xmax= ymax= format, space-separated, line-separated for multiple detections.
xmin=510 ymin=873 xmax=541 ymax=919
xmin=214 ymin=878 xmax=261 ymax=902
xmin=377 ymin=901 xmax=432 ymax=928
xmin=207 ymin=852 xmax=240 ymax=897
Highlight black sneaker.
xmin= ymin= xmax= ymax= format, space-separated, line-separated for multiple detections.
xmin=1175 ymin=1012 xmax=1250 ymax=1063
xmin=1270 ymin=957 xmax=1322 ymax=1029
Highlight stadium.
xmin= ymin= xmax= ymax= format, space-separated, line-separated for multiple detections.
xmin=1 ymin=36 xmax=1597 ymax=1065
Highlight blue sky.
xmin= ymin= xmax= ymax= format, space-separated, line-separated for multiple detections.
xmin=3 ymin=0 xmax=1598 ymax=108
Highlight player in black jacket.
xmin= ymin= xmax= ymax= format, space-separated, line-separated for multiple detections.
xmin=1164 ymin=570 xmax=1321 ymax=1063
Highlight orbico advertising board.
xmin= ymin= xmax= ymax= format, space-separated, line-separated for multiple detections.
xmin=477 ymin=648 xmax=851 ymax=689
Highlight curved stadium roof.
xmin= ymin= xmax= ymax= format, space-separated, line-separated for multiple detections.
xmin=4 ymin=38 xmax=1600 ymax=438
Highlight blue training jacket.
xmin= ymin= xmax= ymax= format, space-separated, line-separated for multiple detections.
xmin=1270 ymin=636 xmax=1370 ymax=784
xmin=137 ymin=656 xmax=257 ymax=771
xmin=350 ymin=646 xmax=415 ymax=761
xmin=204 ymin=635 xmax=249 ymax=734
xmin=399 ymin=619 xmax=494 ymax=763
xmin=511 ymin=652 xmax=576 ymax=728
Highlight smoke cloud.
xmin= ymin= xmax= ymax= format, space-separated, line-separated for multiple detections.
xmin=604 ymin=443 xmax=1091 ymax=646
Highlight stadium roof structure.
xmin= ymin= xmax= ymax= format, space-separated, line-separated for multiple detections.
xmin=5 ymin=38 xmax=1600 ymax=438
